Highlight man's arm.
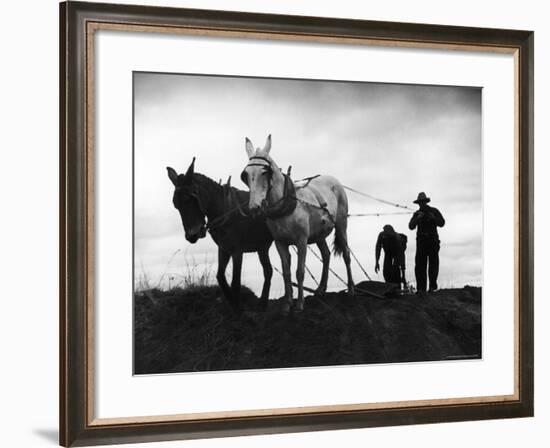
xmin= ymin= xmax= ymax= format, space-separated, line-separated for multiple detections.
xmin=375 ymin=233 xmax=382 ymax=273
xmin=432 ymin=208 xmax=445 ymax=227
xmin=409 ymin=212 xmax=420 ymax=230
xmin=375 ymin=233 xmax=383 ymax=262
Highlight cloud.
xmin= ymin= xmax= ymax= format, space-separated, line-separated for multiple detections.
xmin=134 ymin=72 xmax=482 ymax=293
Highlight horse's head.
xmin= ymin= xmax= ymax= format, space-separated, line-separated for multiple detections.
xmin=241 ymin=134 xmax=277 ymax=217
xmin=167 ymin=158 xmax=207 ymax=243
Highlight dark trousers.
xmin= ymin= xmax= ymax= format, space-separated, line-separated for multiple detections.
xmin=383 ymin=255 xmax=402 ymax=285
xmin=415 ymin=236 xmax=440 ymax=292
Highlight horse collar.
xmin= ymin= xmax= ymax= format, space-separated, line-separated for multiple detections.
xmin=241 ymin=156 xmax=296 ymax=218
xmin=264 ymin=173 xmax=297 ymax=219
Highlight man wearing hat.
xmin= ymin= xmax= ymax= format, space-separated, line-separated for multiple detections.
xmin=375 ymin=224 xmax=408 ymax=289
xmin=409 ymin=192 xmax=445 ymax=293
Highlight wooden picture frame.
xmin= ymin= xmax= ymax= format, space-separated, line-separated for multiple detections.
xmin=60 ymin=1 xmax=534 ymax=446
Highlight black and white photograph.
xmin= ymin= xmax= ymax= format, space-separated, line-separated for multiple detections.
xmin=133 ymin=72 xmax=482 ymax=375
xmin=1 ymin=0 xmax=542 ymax=446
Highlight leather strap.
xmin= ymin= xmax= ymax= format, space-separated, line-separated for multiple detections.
xmin=264 ymin=174 xmax=297 ymax=219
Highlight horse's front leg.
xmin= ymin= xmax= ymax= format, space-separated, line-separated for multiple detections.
xmin=275 ymin=241 xmax=292 ymax=315
xmin=295 ymin=238 xmax=308 ymax=312
xmin=257 ymin=246 xmax=273 ymax=310
xmin=216 ymin=248 xmax=231 ymax=302
xmin=231 ymin=252 xmax=243 ymax=312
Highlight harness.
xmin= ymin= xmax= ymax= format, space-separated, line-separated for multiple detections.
xmin=240 ymin=155 xmax=273 ymax=187
xmin=174 ymin=184 xmax=206 ymax=215
xmin=204 ymin=184 xmax=246 ymax=232
xmin=175 ymin=181 xmax=247 ymax=234
xmin=241 ymin=156 xmax=298 ymax=219
xmin=264 ymin=173 xmax=298 ymax=219
xmin=241 ymin=157 xmax=335 ymax=221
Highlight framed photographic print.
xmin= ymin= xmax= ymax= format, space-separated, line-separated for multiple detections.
xmin=59 ymin=1 xmax=534 ymax=446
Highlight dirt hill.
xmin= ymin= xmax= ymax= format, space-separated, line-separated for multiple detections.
xmin=134 ymin=281 xmax=481 ymax=374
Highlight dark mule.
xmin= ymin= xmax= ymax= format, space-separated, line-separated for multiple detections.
xmin=167 ymin=158 xmax=273 ymax=311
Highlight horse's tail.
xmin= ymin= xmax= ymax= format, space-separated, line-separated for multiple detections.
xmin=332 ymin=183 xmax=349 ymax=258
xmin=333 ymin=229 xmax=346 ymax=257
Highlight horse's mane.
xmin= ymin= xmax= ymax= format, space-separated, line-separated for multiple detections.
xmin=190 ymin=172 xmax=250 ymax=218
xmin=190 ymin=172 xmax=222 ymax=192
xmin=191 ymin=172 xmax=248 ymax=195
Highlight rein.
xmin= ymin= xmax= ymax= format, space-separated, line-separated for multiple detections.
xmin=205 ymin=184 xmax=249 ymax=232
xmin=176 ymin=179 xmax=248 ymax=234
xmin=205 ymin=200 xmax=248 ymax=231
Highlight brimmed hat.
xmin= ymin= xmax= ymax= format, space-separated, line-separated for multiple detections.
xmin=413 ymin=192 xmax=431 ymax=204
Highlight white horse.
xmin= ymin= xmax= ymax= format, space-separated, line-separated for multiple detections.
xmin=241 ymin=135 xmax=355 ymax=314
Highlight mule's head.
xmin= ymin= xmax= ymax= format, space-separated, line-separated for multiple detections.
xmin=167 ymin=158 xmax=207 ymax=243
xmin=241 ymin=134 xmax=275 ymax=217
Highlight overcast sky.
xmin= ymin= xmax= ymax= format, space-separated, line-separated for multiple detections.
xmin=134 ymin=72 xmax=482 ymax=296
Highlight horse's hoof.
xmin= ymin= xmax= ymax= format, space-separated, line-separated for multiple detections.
xmin=258 ymin=298 xmax=269 ymax=312
xmin=314 ymin=287 xmax=326 ymax=296
xmin=293 ymin=299 xmax=304 ymax=312
xmin=281 ymin=303 xmax=291 ymax=315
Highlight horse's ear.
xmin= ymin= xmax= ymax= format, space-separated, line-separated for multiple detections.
xmin=185 ymin=157 xmax=196 ymax=177
xmin=167 ymin=167 xmax=178 ymax=186
xmin=263 ymin=134 xmax=272 ymax=154
xmin=227 ymin=175 xmax=232 ymax=187
xmin=245 ymin=137 xmax=255 ymax=159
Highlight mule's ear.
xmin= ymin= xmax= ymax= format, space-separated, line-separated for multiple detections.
xmin=167 ymin=167 xmax=178 ymax=186
xmin=227 ymin=175 xmax=232 ymax=187
xmin=185 ymin=157 xmax=196 ymax=177
xmin=245 ymin=137 xmax=255 ymax=159
xmin=263 ymin=134 xmax=272 ymax=154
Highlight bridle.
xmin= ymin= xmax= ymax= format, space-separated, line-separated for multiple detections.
xmin=174 ymin=185 xmax=207 ymax=215
xmin=241 ymin=155 xmax=274 ymax=191
xmin=173 ymin=184 xmax=208 ymax=236
xmin=240 ymin=155 xmax=297 ymax=219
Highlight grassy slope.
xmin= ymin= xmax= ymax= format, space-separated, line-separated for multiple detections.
xmin=134 ymin=282 xmax=481 ymax=374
